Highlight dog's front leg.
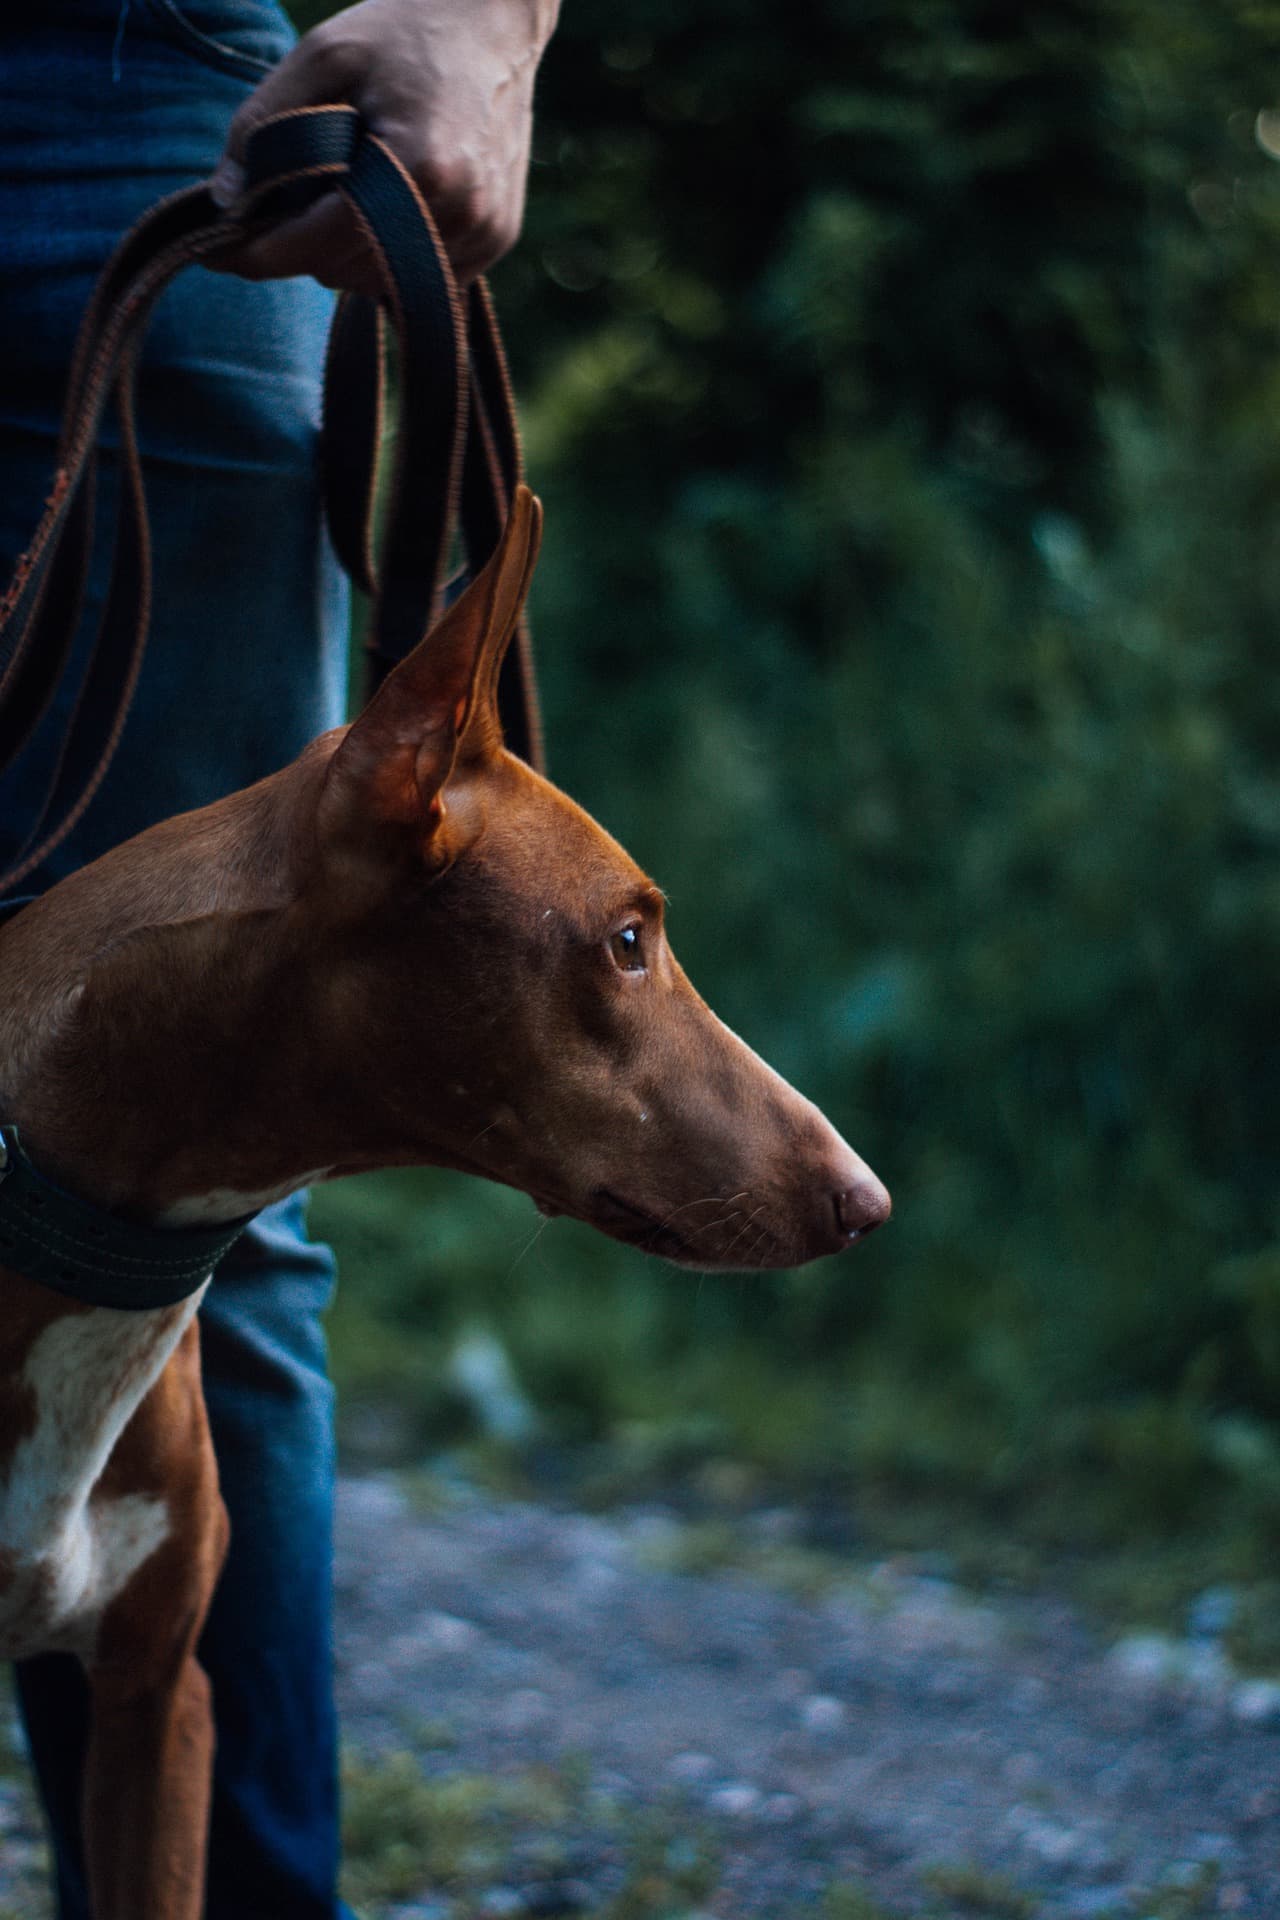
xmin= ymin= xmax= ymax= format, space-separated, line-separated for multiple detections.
xmin=81 ymin=1322 xmax=229 ymax=1920
xmin=83 ymin=1645 xmax=218 ymax=1920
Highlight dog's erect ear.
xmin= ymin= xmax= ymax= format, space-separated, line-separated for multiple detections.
xmin=455 ymin=485 xmax=543 ymax=766
xmin=319 ymin=488 xmax=542 ymax=850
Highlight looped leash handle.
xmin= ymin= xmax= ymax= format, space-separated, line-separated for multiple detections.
xmin=0 ymin=103 xmax=542 ymax=894
xmin=243 ymin=109 xmax=469 ymax=682
xmin=256 ymin=108 xmax=543 ymax=764
xmin=235 ymin=105 xmax=542 ymax=763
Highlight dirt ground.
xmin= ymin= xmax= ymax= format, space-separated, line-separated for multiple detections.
xmin=331 ymin=1477 xmax=1280 ymax=1918
xmin=1 ymin=1474 xmax=1277 ymax=1917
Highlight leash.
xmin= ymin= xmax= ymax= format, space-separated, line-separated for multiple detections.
xmin=0 ymin=104 xmax=543 ymax=896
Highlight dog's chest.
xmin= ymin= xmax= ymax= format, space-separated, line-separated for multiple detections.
xmin=0 ymin=1284 xmax=206 ymax=1659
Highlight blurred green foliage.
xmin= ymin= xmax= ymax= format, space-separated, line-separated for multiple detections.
xmin=296 ymin=2 xmax=1280 ymax=1562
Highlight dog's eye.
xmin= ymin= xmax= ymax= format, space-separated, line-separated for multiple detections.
xmin=609 ymin=925 xmax=646 ymax=972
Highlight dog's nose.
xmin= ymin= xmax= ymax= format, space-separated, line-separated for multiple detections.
xmin=834 ymin=1174 xmax=891 ymax=1243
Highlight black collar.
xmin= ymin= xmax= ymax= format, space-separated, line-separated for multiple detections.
xmin=0 ymin=1125 xmax=254 ymax=1311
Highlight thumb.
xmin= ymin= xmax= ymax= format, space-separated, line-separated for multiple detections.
xmin=209 ymin=34 xmax=353 ymax=208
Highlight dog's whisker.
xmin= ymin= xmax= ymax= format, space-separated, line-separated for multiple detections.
xmin=721 ymin=1204 xmax=770 ymax=1266
xmin=505 ymin=1212 xmax=551 ymax=1278
xmin=466 ymin=1119 xmax=501 ymax=1155
xmin=656 ymin=1190 xmax=750 ymax=1230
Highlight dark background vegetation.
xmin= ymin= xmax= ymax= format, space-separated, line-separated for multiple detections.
xmin=294 ymin=1 xmax=1280 ymax=1616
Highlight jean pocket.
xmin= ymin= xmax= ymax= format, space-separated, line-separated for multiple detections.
xmin=139 ymin=0 xmax=294 ymax=80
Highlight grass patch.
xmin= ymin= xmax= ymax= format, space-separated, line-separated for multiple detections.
xmin=340 ymin=1744 xmax=724 ymax=1916
xmin=341 ymin=1749 xmax=577 ymax=1907
xmin=339 ymin=1745 xmax=934 ymax=1919
xmin=594 ymin=1813 xmax=719 ymax=1919
xmin=823 ymin=1884 xmax=903 ymax=1920
xmin=1122 ymin=1864 xmax=1222 ymax=1920
xmin=922 ymin=1861 xmax=1038 ymax=1917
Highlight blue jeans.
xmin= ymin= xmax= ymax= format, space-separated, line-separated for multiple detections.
xmin=0 ymin=5 xmax=355 ymax=1915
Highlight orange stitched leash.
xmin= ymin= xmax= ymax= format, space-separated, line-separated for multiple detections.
xmin=0 ymin=104 xmax=542 ymax=895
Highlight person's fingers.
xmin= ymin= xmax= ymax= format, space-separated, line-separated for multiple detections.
xmin=394 ymin=143 xmax=499 ymax=280
xmin=211 ymin=194 xmax=384 ymax=296
xmin=209 ymin=26 xmax=359 ymax=208
xmin=209 ymin=168 xmax=495 ymax=293
xmin=210 ymin=103 xmax=525 ymax=288
xmin=412 ymin=143 xmax=528 ymax=283
xmin=425 ymin=215 xmax=513 ymax=286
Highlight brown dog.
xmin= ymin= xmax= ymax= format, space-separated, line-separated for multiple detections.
xmin=0 ymin=487 xmax=889 ymax=1918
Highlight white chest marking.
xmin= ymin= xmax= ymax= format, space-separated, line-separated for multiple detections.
xmin=158 ymin=1173 xmax=333 ymax=1228
xmin=0 ymin=1283 xmax=208 ymax=1659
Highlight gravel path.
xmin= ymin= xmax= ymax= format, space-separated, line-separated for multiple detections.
xmin=333 ymin=1477 xmax=1280 ymax=1918
xmin=2 ymin=1475 xmax=1278 ymax=1916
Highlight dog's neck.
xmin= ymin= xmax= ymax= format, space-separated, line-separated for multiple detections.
xmin=0 ymin=743 xmax=366 ymax=1225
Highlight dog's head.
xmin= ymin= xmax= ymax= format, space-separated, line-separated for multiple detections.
xmin=308 ymin=488 xmax=890 ymax=1270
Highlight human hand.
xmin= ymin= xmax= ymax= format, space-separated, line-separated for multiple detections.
xmin=208 ymin=0 xmax=560 ymax=291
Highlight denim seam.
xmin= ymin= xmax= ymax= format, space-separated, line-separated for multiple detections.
xmin=138 ymin=0 xmax=279 ymax=81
